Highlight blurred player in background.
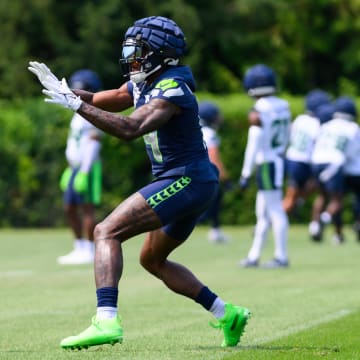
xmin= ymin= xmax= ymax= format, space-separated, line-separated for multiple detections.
xmin=198 ymin=101 xmax=231 ymax=243
xmin=343 ymin=123 xmax=360 ymax=242
xmin=57 ymin=70 xmax=103 ymax=265
xmin=239 ymin=64 xmax=291 ymax=268
xmin=29 ymin=16 xmax=250 ymax=350
xmin=309 ymin=96 xmax=359 ymax=244
xmin=283 ymin=89 xmax=331 ymax=214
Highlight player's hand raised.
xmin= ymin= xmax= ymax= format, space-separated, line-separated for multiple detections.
xmin=28 ymin=61 xmax=61 ymax=91
xmin=42 ymin=78 xmax=83 ymax=111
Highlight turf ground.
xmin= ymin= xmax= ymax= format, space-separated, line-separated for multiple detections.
xmin=1 ymin=225 xmax=360 ymax=359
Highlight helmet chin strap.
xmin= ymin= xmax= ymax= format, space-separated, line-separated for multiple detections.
xmin=129 ymin=58 xmax=179 ymax=83
xmin=130 ymin=64 xmax=162 ymax=83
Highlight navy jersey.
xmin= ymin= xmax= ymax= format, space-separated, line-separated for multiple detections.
xmin=127 ymin=66 xmax=218 ymax=182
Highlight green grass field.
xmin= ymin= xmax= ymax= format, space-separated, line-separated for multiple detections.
xmin=1 ymin=225 xmax=360 ymax=359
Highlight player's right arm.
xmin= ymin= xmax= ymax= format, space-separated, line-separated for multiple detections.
xmin=208 ymin=145 xmax=229 ymax=181
xmin=240 ymin=110 xmax=263 ymax=178
xmin=248 ymin=110 xmax=262 ymax=127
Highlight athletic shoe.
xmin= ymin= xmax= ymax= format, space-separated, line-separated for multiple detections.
xmin=262 ymin=258 xmax=289 ymax=269
xmin=332 ymin=233 xmax=345 ymax=245
xmin=57 ymin=248 xmax=94 ymax=265
xmin=60 ymin=316 xmax=123 ymax=350
xmin=210 ymin=303 xmax=251 ymax=347
xmin=308 ymin=221 xmax=323 ymax=242
xmin=208 ymin=228 xmax=230 ymax=244
xmin=239 ymin=258 xmax=259 ymax=268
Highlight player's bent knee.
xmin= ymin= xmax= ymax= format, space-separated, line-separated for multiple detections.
xmin=139 ymin=252 xmax=162 ymax=276
xmin=94 ymin=221 xmax=111 ymax=241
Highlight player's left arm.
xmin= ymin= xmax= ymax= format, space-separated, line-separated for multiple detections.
xmin=74 ymin=83 xmax=134 ymax=113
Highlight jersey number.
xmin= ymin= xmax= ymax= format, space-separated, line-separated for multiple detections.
xmin=290 ymin=130 xmax=310 ymax=152
xmin=144 ymin=131 xmax=163 ymax=163
xmin=271 ymin=119 xmax=288 ymax=148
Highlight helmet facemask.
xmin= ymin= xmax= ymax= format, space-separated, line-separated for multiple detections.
xmin=120 ymin=36 xmax=178 ymax=83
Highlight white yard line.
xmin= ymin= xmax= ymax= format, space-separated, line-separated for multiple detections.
xmin=0 ymin=270 xmax=34 ymax=277
xmin=254 ymin=308 xmax=353 ymax=344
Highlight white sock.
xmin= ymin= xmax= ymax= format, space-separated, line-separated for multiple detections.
xmin=96 ymin=306 xmax=118 ymax=320
xmin=248 ymin=218 xmax=270 ymax=261
xmin=74 ymin=239 xmax=84 ymax=250
xmin=320 ymin=212 xmax=332 ymax=224
xmin=209 ymin=297 xmax=225 ymax=319
xmin=82 ymin=239 xmax=95 ymax=253
xmin=271 ymin=210 xmax=289 ymax=262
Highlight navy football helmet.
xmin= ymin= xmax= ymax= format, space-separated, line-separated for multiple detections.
xmin=314 ymin=103 xmax=335 ymax=124
xmin=198 ymin=101 xmax=223 ymax=129
xmin=120 ymin=16 xmax=186 ymax=83
xmin=305 ymin=89 xmax=331 ymax=113
xmin=333 ymin=96 xmax=357 ymax=120
xmin=243 ymin=64 xmax=276 ymax=97
xmin=69 ymin=69 xmax=102 ymax=92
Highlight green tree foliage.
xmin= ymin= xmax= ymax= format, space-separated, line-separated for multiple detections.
xmin=1 ymin=0 xmax=360 ymax=97
xmin=1 ymin=1 xmax=360 ymax=226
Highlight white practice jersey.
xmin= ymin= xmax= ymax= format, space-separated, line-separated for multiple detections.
xmin=65 ymin=113 xmax=102 ymax=168
xmin=201 ymin=126 xmax=220 ymax=149
xmin=286 ymin=114 xmax=320 ymax=163
xmin=344 ymin=127 xmax=360 ymax=175
xmin=311 ymin=117 xmax=359 ymax=166
xmin=253 ymin=96 xmax=291 ymax=164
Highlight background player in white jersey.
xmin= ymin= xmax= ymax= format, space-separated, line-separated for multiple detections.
xmin=343 ymin=123 xmax=360 ymax=242
xmin=283 ymin=89 xmax=331 ymax=213
xmin=309 ymin=96 xmax=359 ymax=243
xmin=57 ymin=70 xmax=103 ymax=265
xmin=198 ymin=101 xmax=231 ymax=243
xmin=239 ymin=64 xmax=291 ymax=268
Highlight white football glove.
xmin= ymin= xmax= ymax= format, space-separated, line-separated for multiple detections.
xmin=28 ymin=61 xmax=61 ymax=91
xmin=43 ymin=78 xmax=82 ymax=111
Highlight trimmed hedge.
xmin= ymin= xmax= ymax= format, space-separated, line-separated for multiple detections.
xmin=0 ymin=94 xmax=352 ymax=227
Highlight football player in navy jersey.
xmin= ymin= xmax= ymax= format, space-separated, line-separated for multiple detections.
xmin=198 ymin=101 xmax=231 ymax=243
xmin=29 ymin=16 xmax=250 ymax=350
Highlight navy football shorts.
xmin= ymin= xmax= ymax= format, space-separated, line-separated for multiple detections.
xmin=139 ymin=176 xmax=219 ymax=241
xmin=312 ymin=164 xmax=344 ymax=193
xmin=285 ymin=159 xmax=312 ymax=188
xmin=255 ymin=159 xmax=285 ymax=190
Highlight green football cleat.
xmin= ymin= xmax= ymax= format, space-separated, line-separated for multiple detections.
xmin=210 ymin=303 xmax=251 ymax=347
xmin=60 ymin=316 xmax=123 ymax=350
